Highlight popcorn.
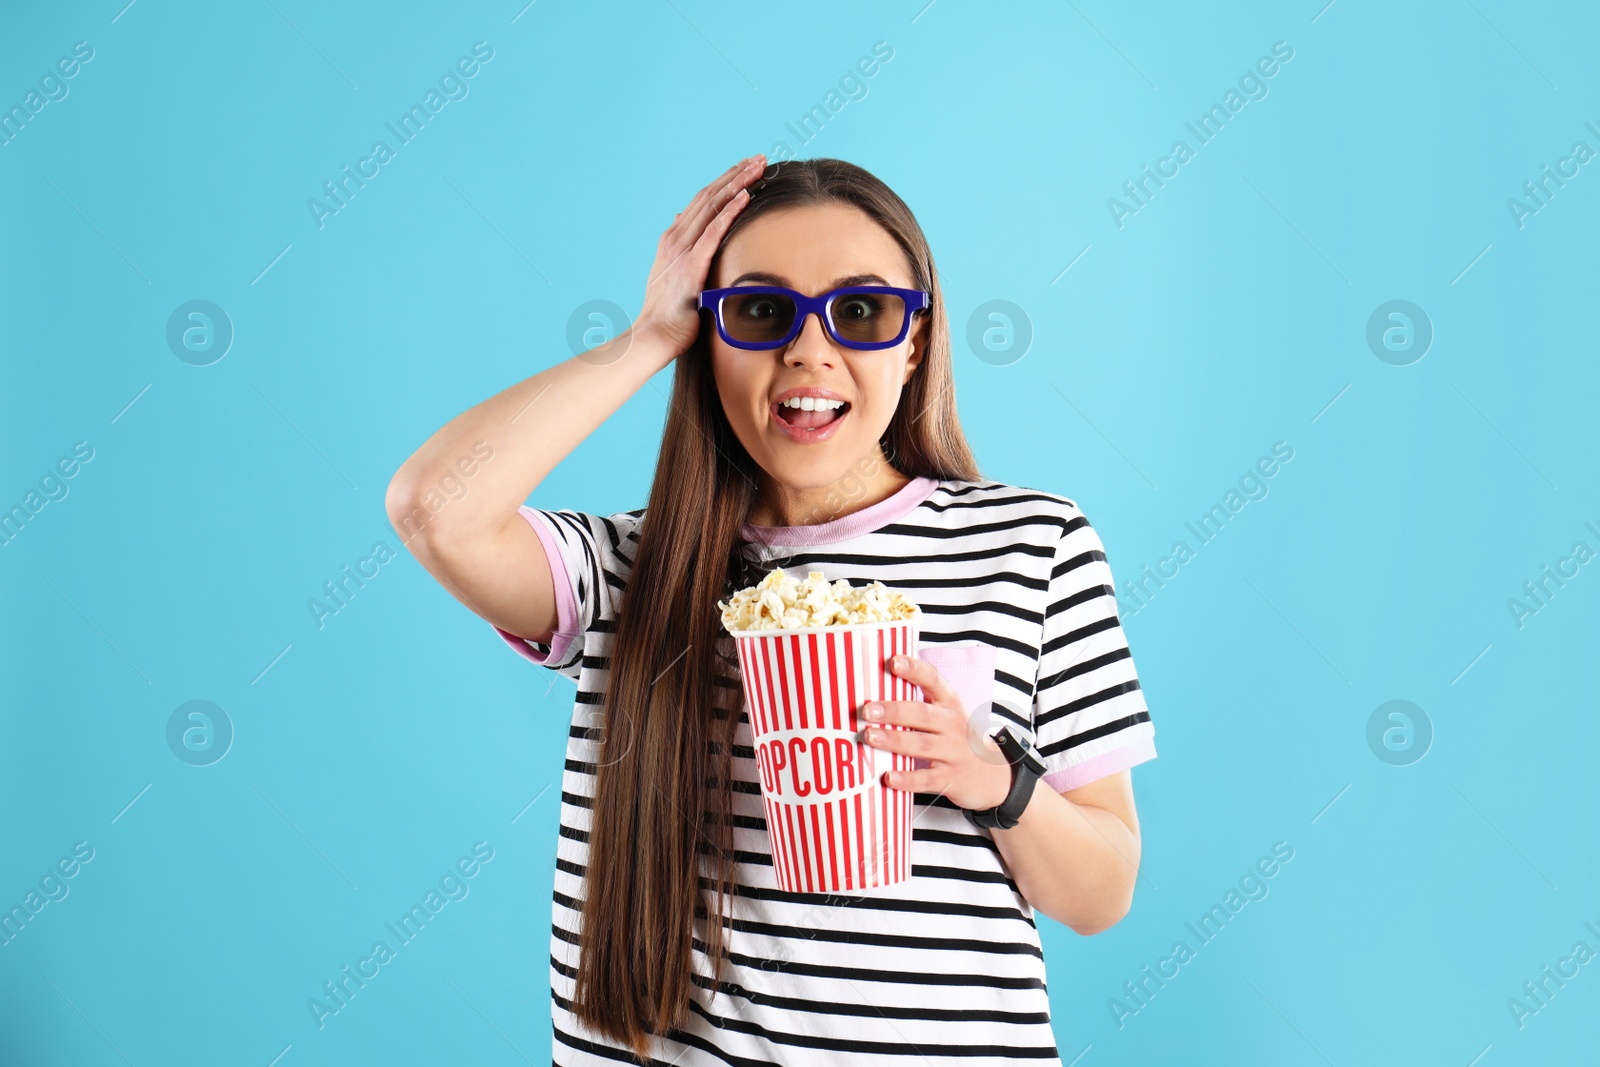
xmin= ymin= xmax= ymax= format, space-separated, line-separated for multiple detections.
xmin=718 ymin=568 xmax=920 ymax=633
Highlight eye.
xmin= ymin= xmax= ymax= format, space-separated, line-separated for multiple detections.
xmin=835 ymin=295 xmax=882 ymax=321
xmin=739 ymin=297 xmax=781 ymax=320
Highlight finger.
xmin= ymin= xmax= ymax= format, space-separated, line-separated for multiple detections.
xmin=685 ymin=184 xmax=750 ymax=266
xmin=668 ymin=156 xmax=757 ymax=243
xmin=691 ymin=156 xmax=753 ymax=209
xmin=678 ymin=158 xmax=762 ymax=249
xmin=863 ymin=722 xmax=933 ymax=759
xmin=653 ymin=185 xmax=747 ymax=288
xmin=882 ymin=766 xmax=936 ymax=793
xmin=889 ymin=653 xmax=963 ymax=712
xmin=862 ymin=699 xmax=943 ymax=732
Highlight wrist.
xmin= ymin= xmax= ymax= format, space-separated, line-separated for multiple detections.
xmin=980 ymin=749 xmax=1014 ymax=809
xmin=627 ymin=314 xmax=694 ymax=369
xmin=963 ymin=727 xmax=1046 ymax=830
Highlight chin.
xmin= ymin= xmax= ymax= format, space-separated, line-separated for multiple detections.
xmin=755 ymin=444 xmax=863 ymax=489
xmin=760 ymin=453 xmax=844 ymax=487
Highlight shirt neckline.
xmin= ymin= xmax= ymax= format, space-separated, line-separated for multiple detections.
xmin=739 ymin=475 xmax=942 ymax=547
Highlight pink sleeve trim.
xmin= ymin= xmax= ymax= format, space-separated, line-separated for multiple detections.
xmin=494 ymin=506 xmax=581 ymax=667
xmin=1041 ymin=736 xmax=1157 ymax=793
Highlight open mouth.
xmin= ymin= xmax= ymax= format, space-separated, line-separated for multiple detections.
xmin=773 ymin=398 xmax=850 ymax=431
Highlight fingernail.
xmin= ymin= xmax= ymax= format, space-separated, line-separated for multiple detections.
xmin=865 ymin=703 xmax=881 ymax=719
xmin=893 ymin=655 xmax=906 ymax=669
xmin=868 ymin=728 xmax=884 ymax=743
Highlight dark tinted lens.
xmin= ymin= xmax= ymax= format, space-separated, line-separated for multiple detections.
xmin=721 ymin=291 xmax=796 ymax=344
xmin=828 ymin=291 xmax=906 ymax=345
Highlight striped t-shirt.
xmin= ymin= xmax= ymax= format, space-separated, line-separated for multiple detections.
xmin=495 ymin=475 xmax=1157 ymax=1065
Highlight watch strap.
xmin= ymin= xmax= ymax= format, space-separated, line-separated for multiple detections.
xmin=964 ymin=727 xmax=1045 ymax=830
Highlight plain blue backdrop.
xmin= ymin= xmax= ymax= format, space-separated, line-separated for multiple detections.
xmin=3 ymin=1 xmax=1597 ymax=1064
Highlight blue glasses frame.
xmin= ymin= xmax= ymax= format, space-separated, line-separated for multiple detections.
xmin=697 ymin=285 xmax=931 ymax=351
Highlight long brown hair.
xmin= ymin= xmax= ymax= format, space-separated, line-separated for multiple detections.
xmin=571 ymin=157 xmax=981 ymax=1058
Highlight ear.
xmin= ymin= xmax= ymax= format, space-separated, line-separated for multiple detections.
xmin=904 ymin=313 xmax=929 ymax=384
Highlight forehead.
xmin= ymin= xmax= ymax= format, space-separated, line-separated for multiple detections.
xmin=714 ymin=201 xmax=914 ymax=289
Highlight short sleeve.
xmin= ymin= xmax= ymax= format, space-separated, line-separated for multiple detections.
xmin=1031 ymin=508 xmax=1157 ymax=792
xmin=492 ymin=505 xmax=639 ymax=682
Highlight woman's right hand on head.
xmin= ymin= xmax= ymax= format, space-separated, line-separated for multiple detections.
xmin=392 ymin=156 xmax=766 ymax=649
xmin=635 ymin=155 xmax=765 ymax=358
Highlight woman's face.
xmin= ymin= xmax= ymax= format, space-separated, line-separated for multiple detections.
xmin=708 ymin=201 xmax=926 ymax=493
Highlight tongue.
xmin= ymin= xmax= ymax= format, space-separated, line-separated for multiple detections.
xmin=780 ymin=405 xmax=842 ymax=429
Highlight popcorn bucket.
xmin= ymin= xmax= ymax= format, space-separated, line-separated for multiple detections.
xmin=731 ymin=619 xmax=920 ymax=894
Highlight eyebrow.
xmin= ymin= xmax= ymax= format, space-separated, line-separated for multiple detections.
xmin=727 ymin=271 xmax=893 ymax=288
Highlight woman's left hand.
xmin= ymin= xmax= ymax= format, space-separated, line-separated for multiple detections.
xmin=861 ymin=653 xmax=1015 ymax=811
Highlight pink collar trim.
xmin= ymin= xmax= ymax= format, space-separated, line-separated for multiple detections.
xmin=739 ymin=476 xmax=941 ymax=547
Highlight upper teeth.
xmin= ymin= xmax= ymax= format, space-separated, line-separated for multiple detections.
xmin=780 ymin=397 xmax=845 ymax=411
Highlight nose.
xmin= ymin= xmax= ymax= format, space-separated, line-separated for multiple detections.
xmin=783 ymin=308 xmax=837 ymax=367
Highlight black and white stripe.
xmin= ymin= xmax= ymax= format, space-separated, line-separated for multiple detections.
xmin=499 ymin=479 xmax=1156 ymax=1065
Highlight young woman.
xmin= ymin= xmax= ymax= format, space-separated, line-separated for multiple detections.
xmin=387 ymin=156 xmax=1158 ymax=1065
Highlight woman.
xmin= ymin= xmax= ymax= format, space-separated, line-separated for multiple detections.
xmin=386 ymin=155 xmax=1157 ymax=1065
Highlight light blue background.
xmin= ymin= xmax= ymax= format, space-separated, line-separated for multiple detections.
xmin=3 ymin=1 xmax=1597 ymax=1063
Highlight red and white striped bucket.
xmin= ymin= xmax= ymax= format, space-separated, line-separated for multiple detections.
xmin=731 ymin=619 xmax=921 ymax=894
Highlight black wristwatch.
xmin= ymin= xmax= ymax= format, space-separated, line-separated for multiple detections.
xmin=963 ymin=726 xmax=1046 ymax=830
